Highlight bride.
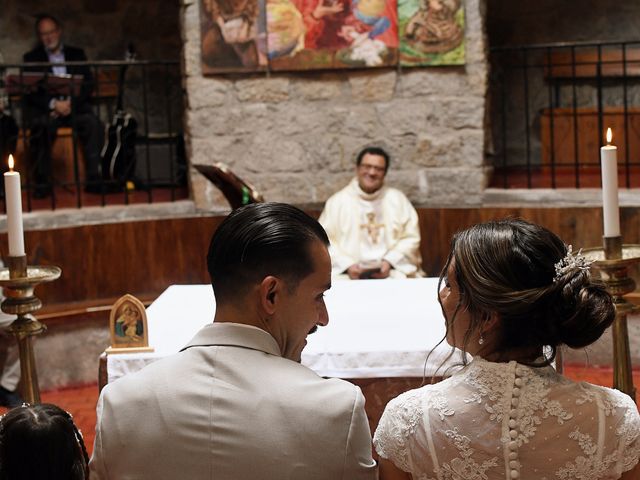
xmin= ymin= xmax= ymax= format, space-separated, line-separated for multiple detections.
xmin=374 ymin=219 xmax=639 ymax=480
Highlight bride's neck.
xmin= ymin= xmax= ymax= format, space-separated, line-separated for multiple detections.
xmin=479 ymin=346 xmax=544 ymax=365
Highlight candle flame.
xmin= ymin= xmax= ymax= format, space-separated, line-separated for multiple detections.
xmin=606 ymin=128 xmax=613 ymax=145
xmin=7 ymin=155 xmax=14 ymax=172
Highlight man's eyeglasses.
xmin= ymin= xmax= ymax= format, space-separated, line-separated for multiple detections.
xmin=358 ymin=163 xmax=385 ymax=173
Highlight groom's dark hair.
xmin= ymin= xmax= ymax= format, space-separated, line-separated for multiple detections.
xmin=207 ymin=202 xmax=329 ymax=304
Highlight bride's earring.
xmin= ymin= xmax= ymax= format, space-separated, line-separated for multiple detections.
xmin=478 ymin=332 xmax=484 ymax=345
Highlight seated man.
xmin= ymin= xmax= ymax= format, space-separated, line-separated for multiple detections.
xmin=90 ymin=202 xmax=377 ymax=480
xmin=22 ymin=14 xmax=102 ymax=197
xmin=319 ymin=146 xmax=423 ymax=279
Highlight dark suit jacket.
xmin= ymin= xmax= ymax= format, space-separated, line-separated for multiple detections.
xmin=22 ymin=44 xmax=94 ymax=116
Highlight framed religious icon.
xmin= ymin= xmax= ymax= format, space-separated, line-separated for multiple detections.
xmin=106 ymin=294 xmax=154 ymax=354
xmin=399 ymin=0 xmax=465 ymax=66
xmin=200 ymin=0 xmax=268 ymax=73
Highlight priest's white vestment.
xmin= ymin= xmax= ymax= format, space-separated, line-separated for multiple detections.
xmin=319 ymin=178 xmax=423 ymax=278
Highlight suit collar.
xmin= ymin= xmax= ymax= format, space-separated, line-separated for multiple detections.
xmin=181 ymin=322 xmax=282 ymax=357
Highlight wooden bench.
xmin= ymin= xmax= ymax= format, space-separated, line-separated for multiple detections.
xmin=540 ymin=47 xmax=640 ymax=167
xmin=540 ymin=106 xmax=640 ymax=166
xmin=14 ymin=127 xmax=86 ymax=186
xmin=544 ymin=47 xmax=640 ymax=79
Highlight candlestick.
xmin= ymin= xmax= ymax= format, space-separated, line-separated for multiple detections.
xmin=3 ymin=155 xmax=25 ymax=256
xmin=583 ymin=243 xmax=638 ymax=402
xmin=600 ymin=128 xmax=620 ymax=238
xmin=0 ymin=260 xmax=61 ymax=404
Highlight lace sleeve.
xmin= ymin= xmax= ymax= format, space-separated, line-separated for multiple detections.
xmin=614 ymin=391 xmax=640 ymax=475
xmin=373 ymin=388 xmax=424 ymax=473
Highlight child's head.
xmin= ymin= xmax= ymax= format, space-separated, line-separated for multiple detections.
xmin=0 ymin=403 xmax=89 ymax=480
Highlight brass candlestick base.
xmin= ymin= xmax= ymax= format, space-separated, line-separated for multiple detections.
xmin=583 ymin=238 xmax=639 ymax=401
xmin=0 ymin=256 xmax=61 ymax=404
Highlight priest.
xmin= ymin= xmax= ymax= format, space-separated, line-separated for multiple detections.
xmin=319 ymin=146 xmax=424 ymax=279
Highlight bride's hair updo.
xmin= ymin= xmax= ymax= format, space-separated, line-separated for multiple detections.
xmin=443 ymin=218 xmax=615 ymax=363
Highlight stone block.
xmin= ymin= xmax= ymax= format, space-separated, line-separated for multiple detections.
xmin=409 ymin=129 xmax=484 ymax=168
xmin=249 ymin=174 xmax=316 ymax=204
xmin=303 ymin=135 xmax=363 ymax=173
xmin=349 ymin=71 xmax=397 ymax=102
xmin=187 ymin=103 xmax=271 ymax=138
xmin=187 ymin=77 xmax=230 ymax=108
xmin=443 ymin=97 xmax=485 ymax=130
xmin=181 ymin=0 xmax=203 ymax=77
xmin=190 ymin=137 xmax=242 ymax=165
xmin=314 ymin=173 xmax=354 ymax=203
xmin=397 ymin=69 xmax=469 ymax=99
xmin=376 ymin=100 xmax=432 ymax=137
xmin=383 ymin=134 xmax=419 ymax=169
xmin=183 ymin=42 xmax=202 ymax=78
xmin=269 ymin=103 xmax=347 ymax=137
xmin=292 ymin=75 xmax=344 ymax=100
xmin=424 ymin=168 xmax=487 ymax=205
xmin=344 ymin=104 xmax=382 ymax=138
xmin=383 ymin=170 xmax=423 ymax=201
xmin=236 ymin=77 xmax=290 ymax=102
xmin=243 ymin=132 xmax=307 ymax=173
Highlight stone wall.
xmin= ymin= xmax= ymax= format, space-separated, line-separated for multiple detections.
xmin=181 ymin=0 xmax=490 ymax=210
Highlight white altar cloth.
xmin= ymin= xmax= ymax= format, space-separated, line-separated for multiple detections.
xmin=106 ymin=278 xmax=460 ymax=383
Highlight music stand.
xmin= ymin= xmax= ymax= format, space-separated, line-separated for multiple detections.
xmin=194 ymin=163 xmax=264 ymax=210
xmin=5 ymin=72 xmax=83 ymax=97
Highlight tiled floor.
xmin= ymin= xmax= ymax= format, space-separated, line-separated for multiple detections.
xmin=0 ymin=365 xmax=638 ymax=456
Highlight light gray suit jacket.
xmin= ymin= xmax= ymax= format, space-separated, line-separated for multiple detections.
xmin=90 ymin=322 xmax=377 ymax=479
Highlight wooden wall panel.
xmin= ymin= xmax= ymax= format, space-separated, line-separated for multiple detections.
xmin=0 ymin=216 xmax=224 ymax=306
xmin=417 ymin=207 xmax=632 ymax=276
xmin=0 ymin=207 xmax=635 ymax=310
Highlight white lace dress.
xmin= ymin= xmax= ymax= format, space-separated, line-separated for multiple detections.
xmin=374 ymin=357 xmax=640 ymax=480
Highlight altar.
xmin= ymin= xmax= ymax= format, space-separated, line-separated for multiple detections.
xmin=102 ymin=278 xmax=462 ymax=430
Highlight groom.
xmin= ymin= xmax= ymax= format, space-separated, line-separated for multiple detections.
xmin=90 ymin=203 xmax=377 ymax=479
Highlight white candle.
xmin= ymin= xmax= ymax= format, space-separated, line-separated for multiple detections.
xmin=600 ymin=128 xmax=621 ymax=237
xmin=4 ymin=155 xmax=25 ymax=256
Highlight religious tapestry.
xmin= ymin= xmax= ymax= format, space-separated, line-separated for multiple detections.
xmin=398 ymin=0 xmax=465 ymax=66
xmin=267 ymin=0 xmax=399 ymax=70
xmin=199 ymin=0 xmax=466 ymax=72
xmin=200 ymin=0 xmax=268 ymax=73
